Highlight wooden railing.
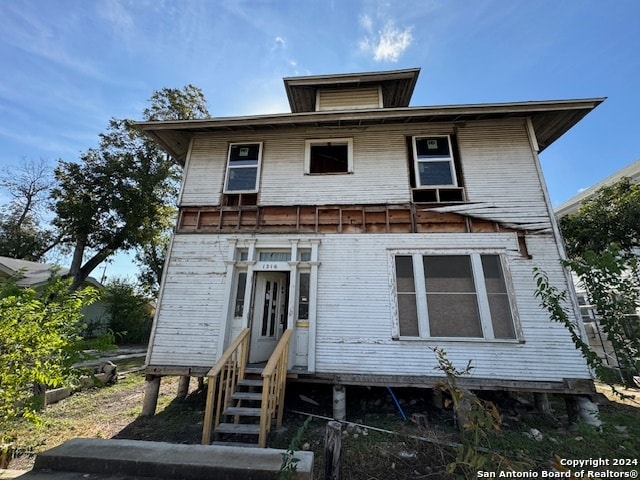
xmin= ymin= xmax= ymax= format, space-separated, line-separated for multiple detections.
xmin=201 ymin=328 xmax=250 ymax=445
xmin=258 ymin=329 xmax=293 ymax=448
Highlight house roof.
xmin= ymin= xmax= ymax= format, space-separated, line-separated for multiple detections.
xmin=283 ymin=68 xmax=421 ymax=112
xmin=0 ymin=256 xmax=103 ymax=288
xmin=137 ymin=97 xmax=605 ymax=166
xmin=555 ymin=158 xmax=640 ymax=217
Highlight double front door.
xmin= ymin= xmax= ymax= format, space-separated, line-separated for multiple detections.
xmin=249 ymin=272 xmax=288 ymax=363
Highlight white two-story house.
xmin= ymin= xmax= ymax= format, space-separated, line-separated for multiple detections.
xmin=137 ymin=68 xmax=603 ymax=440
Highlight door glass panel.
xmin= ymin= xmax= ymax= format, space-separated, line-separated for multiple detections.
xmin=261 ymin=281 xmax=271 ymax=336
xmin=270 ymin=282 xmax=278 ymax=337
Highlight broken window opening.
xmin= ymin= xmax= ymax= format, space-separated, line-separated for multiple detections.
xmin=305 ymin=139 xmax=353 ymax=174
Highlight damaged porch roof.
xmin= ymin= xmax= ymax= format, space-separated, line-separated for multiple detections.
xmin=136 ymin=97 xmax=605 ymax=166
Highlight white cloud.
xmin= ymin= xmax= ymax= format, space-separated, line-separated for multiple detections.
xmin=359 ymin=20 xmax=413 ymax=62
xmin=359 ymin=13 xmax=373 ymax=33
xmin=275 ymin=36 xmax=286 ymax=47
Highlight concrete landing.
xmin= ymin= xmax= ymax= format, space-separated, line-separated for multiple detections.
xmin=17 ymin=438 xmax=314 ymax=480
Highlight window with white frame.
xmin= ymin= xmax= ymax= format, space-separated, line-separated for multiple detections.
xmin=224 ymin=142 xmax=262 ymax=193
xmin=393 ymin=252 xmax=516 ymax=340
xmin=412 ymin=136 xmax=457 ymax=187
xmin=304 ymin=138 xmax=353 ymax=174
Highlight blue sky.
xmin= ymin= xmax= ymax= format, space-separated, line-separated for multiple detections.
xmin=1 ymin=0 xmax=639 ymax=280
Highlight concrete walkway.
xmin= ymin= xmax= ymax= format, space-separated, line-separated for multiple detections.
xmin=12 ymin=438 xmax=313 ymax=480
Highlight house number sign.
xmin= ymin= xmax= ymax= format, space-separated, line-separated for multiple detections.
xmin=260 ymin=263 xmax=279 ymax=270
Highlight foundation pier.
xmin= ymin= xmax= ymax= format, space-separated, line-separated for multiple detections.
xmin=333 ymin=384 xmax=346 ymax=421
xmin=141 ymin=375 xmax=161 ymax=417
xmin=177 ymin=376 xmax=190 ymax=399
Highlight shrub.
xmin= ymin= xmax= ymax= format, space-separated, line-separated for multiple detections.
xmin=104 ymin=279 xmax=153 ymax=345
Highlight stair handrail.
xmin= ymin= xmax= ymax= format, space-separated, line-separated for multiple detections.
xmin=258 ymin=328 xmax=292 ymax=448
xmin=202 ymin=328 xmax=250 ymax=444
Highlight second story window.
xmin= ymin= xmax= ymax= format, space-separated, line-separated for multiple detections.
xmin=413 ymin=136 xmax=457 ymax=188
xmin=224 ymin=142 xmax=262 ymax=193
xmin=305 ymin=138 xmax=353 ymax=174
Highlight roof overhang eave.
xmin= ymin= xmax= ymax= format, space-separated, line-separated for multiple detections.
xmin=136 ymin=98 xmax=606 ymax=165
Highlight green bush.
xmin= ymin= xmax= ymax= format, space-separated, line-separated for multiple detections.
xmin=0 ymin=274 xmax=97 ymax=426
xmin=104 ymin=279 xmax=153 ymax=345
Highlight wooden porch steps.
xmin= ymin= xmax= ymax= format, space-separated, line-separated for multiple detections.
xmin=203 ymin=329 xmax=292 ymax=449
xmin=224 ymin=406 xmax=262 ymax=416
xmin=231 ymin=391 xmax=262 ymax=401
xmin=237 ymin=378 xmax=263 ymax=387
xmin=215 ymin=423 xmax=261 ymax=435
xmin=212 ymin=368 xmax=264 ymax=447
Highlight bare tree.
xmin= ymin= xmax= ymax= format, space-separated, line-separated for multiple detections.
xmin=0 ymin=158 xmax=58 ymax=261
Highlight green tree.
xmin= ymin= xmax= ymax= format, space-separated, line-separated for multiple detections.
xmin=134 ymin=205 xmax=174 ymax=297
xmin=0 ymin=274 xmax=98 ymax=424
xmin=560 ymin=177 xmax=640 ymax=259
xmin=51 ymin=85 xmax=210 ymax=291
xmin=537 ymin=177 xmax=640 ymax=388
xmin=0 ymin=159 xmax=57 ymax=261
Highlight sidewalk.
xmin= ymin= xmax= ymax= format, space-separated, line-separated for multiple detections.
xmin=10 ymin=438 xmax=314 ymax=480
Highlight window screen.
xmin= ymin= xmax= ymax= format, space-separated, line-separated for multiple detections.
xmin=424 ymin=255 xmax=482 ymax=337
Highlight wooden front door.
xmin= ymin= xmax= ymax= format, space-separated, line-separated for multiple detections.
xmin=249 ymin=272 xmax=288 ymax=363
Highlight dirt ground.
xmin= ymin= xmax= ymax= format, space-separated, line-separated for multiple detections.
xmin=6 ymin=371 xmax=640 ymax=479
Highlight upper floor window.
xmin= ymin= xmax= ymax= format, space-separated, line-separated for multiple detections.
xmin=393 ymin=252 xmax=517 ymax=340
xmin=412 ymin=136 xmax=457 ymax=188
xmin=224 ymin=142 xmax=262 ymax=193
xmin=305 ymin=138 xmax=353 ymax=174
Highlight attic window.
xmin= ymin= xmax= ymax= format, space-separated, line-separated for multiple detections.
xmin=305 ymin=138 xmax=353 ymax=174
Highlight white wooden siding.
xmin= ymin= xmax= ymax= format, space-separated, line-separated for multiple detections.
xmin=312 ymin=233 xmax=589 ymax=382
xmin=149 ymin=232 xmax=590 ymax=383
xmin=317 ymin=87 xmax=382 ymax=111
xmin=147 ymin=235 xmax=228 ymax=367
xmin=180 ymin=136 xmax=227 ymax=206
xmin=181 ymin=128 xmax=412 ymax=206
xmin=439 ymin=119 xmax=552 ymax=231
xmin=179 ymin=119 xmax=547 ymax=216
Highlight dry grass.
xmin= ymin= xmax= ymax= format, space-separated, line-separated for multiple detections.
xmin=4 ymin=376 xmax=640 ymax=479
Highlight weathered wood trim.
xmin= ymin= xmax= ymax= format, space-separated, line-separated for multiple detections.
xmin=176 ymin=203 xmax=518 ymax=235
xmin=145 ymin=365 xmax=594 ymax=395
xmin=291 ymin=372 xmax=595 ymax=394
xmin=145 ymin=365 xmax=211 ymax=377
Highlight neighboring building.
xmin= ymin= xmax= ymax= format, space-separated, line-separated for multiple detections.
xmin=555 ymin=158 xmax=640 ymax=369
xmin=0 ymin=256 xmax=109 ymax=336
xmin=555 ymin=159 xmax=640 ymax=217
xmin=138 ymin=68 xmax=604 ymax=435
